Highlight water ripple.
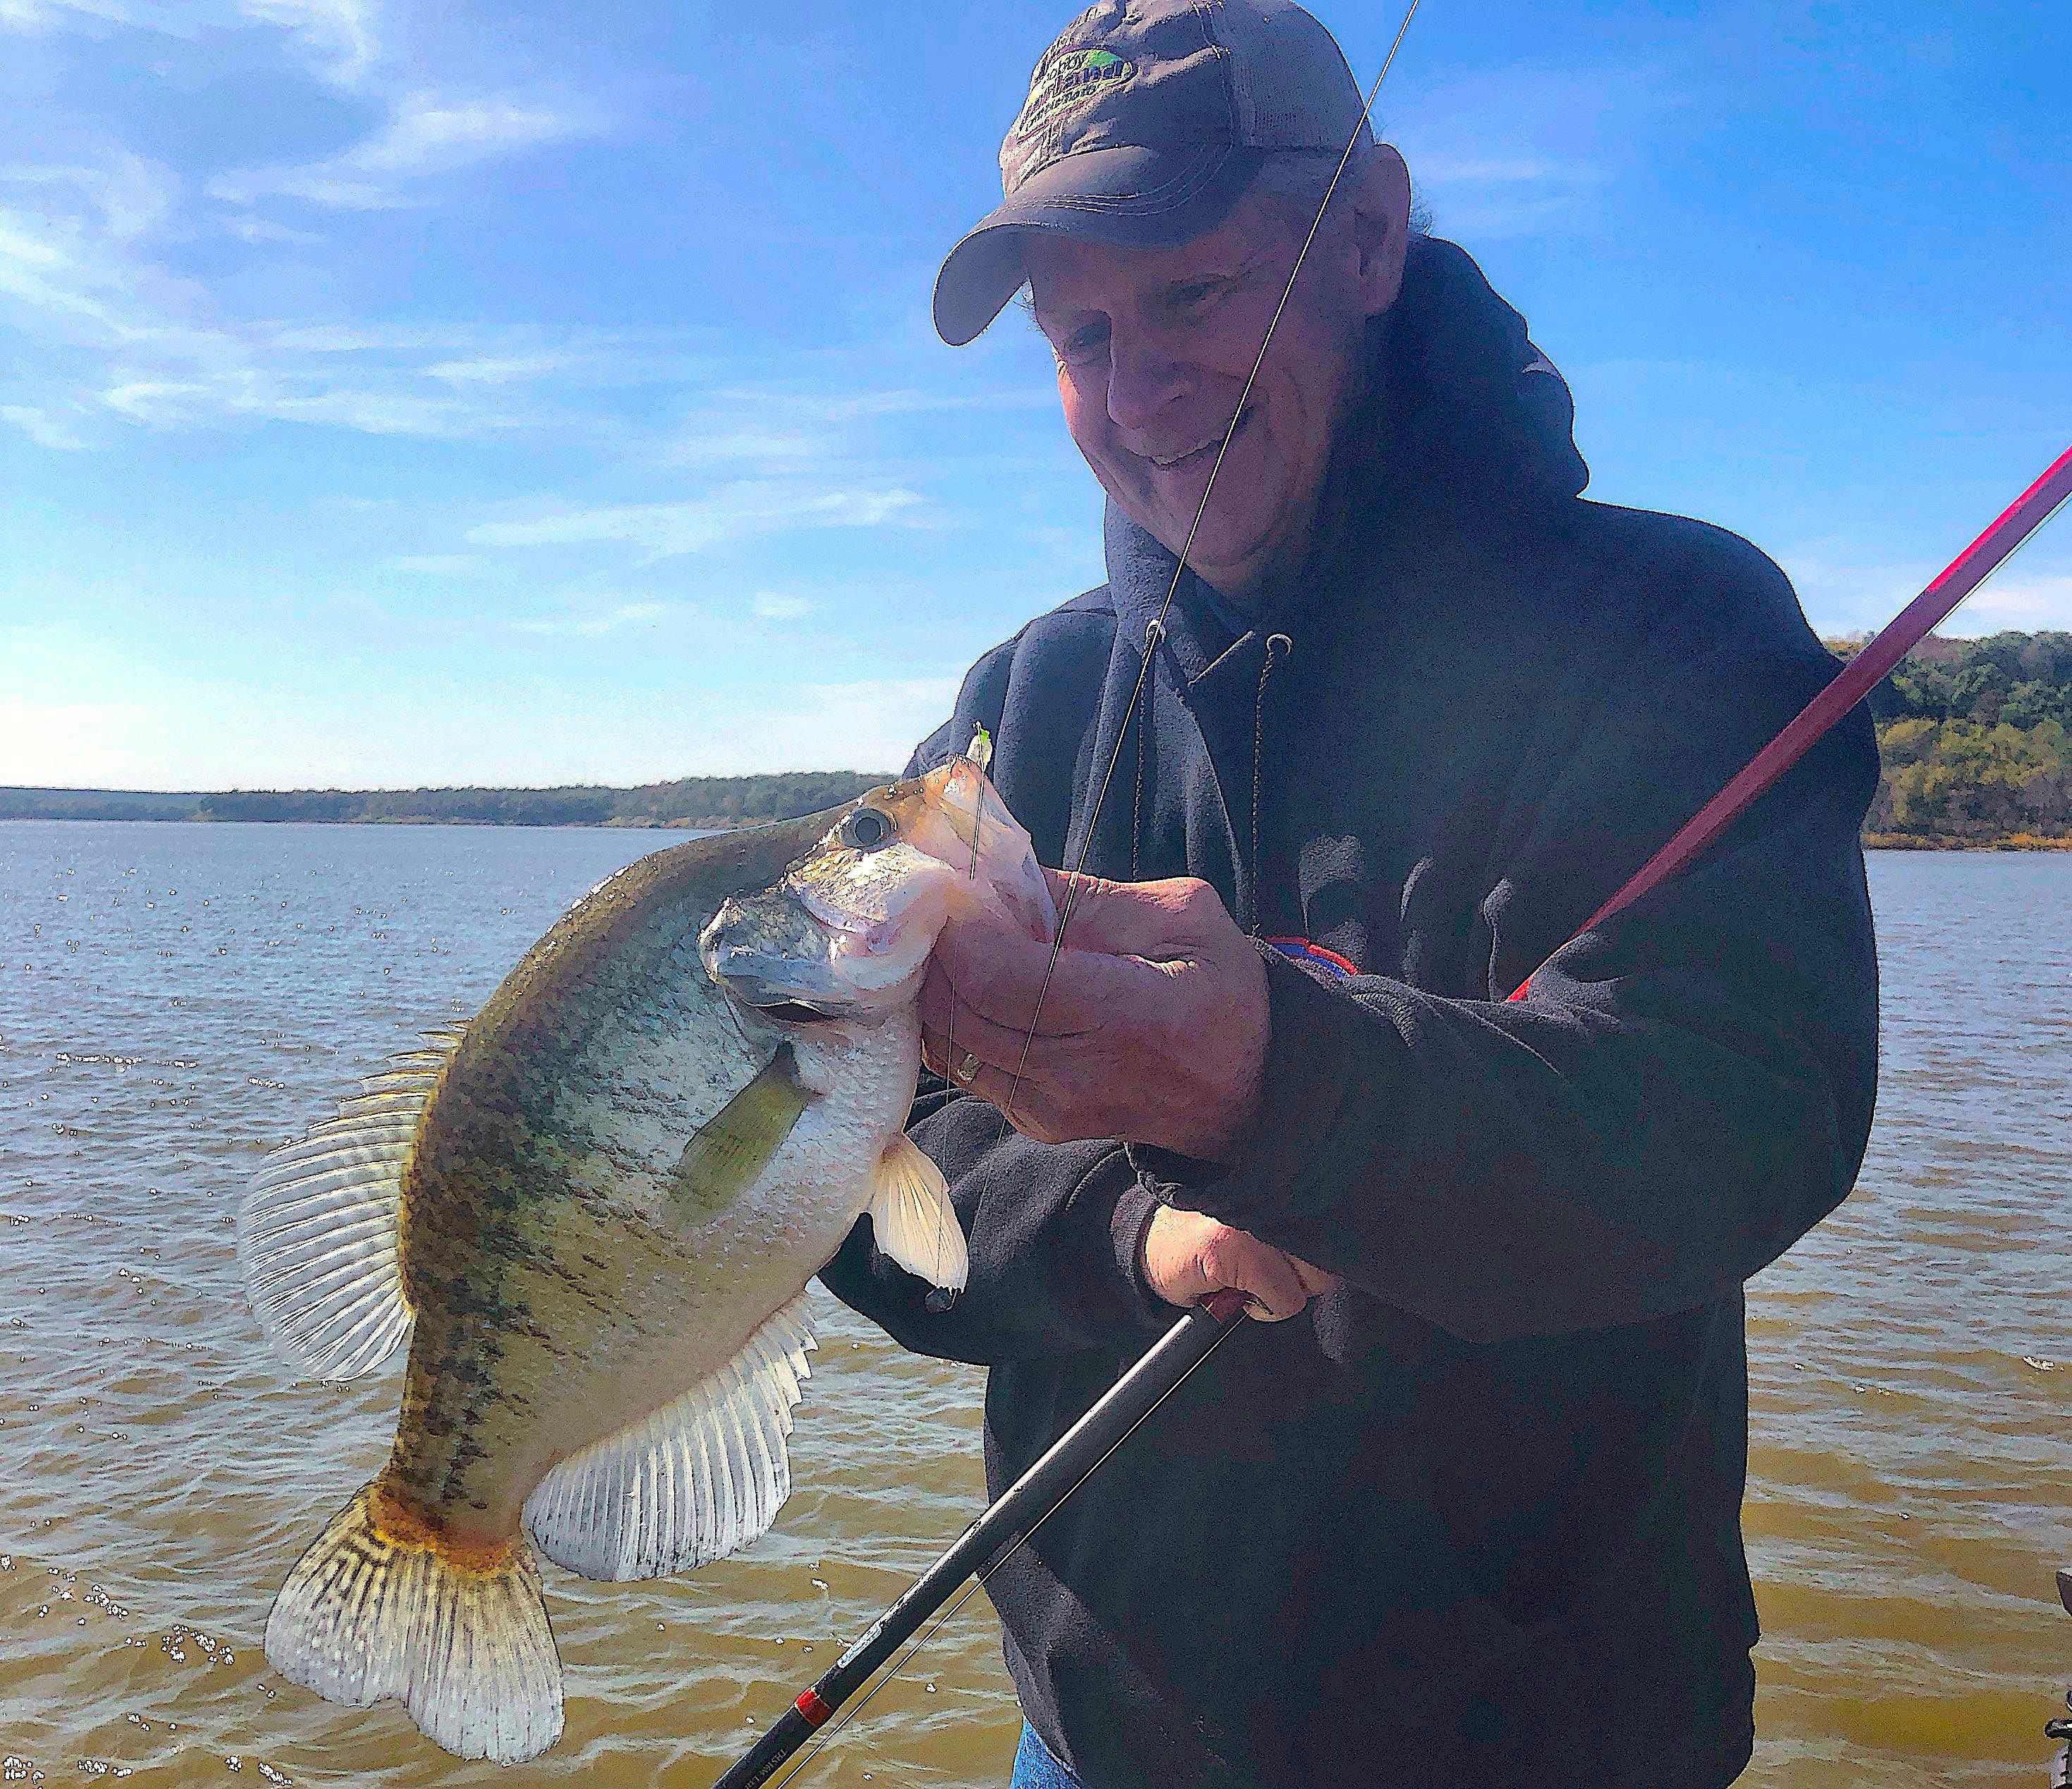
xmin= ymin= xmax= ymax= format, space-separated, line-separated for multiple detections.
xmin=2 ymin=826 xmax=2067 ymax=1785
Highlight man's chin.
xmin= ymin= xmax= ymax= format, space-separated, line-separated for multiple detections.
xmin=1099 ymin=480 xmax=1279 ymax=598
xmin=1166 ymin=524 xmax=1276 ymax=599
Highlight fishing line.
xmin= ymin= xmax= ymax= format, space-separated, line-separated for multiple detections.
xmin=995 ymin=0 xmax=1423 ymax=1131
xmin=779 ymin=8 xmax=1429 ymax=1776
xmin=760 ymin=1310 xmax=1247 ymax=1789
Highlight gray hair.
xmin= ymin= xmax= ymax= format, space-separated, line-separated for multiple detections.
xmin=1246 ymin=144 xmax=1427 ymax=243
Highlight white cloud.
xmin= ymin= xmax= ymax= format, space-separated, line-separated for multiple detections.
xmin=1 ymin=402 xmax=89 ymax=449
xmin=97 ymin=371 xmax=496 ymax=437
xmin=0 ymin=15 xmax=688 ymax=461
xmin=239 ymin=0 xmax=377 ymax=88
xmin=1 ymin=0 xmax=184 ymax=35
xmin=470 ymin=484 xmax=927 ymax=559
xmin=1781 ymin=550 xmax=1935 ymax=636
xmin=1408 ymin=151 xmax=1612 ymax=239
xmin=224 ymin=215 xmax=324 ymax=245
xmin=209 ymin=90 xmax=602 ymax=212
xmin=0 ymin=0 xmax=377 ymax=86
xmin=386 ymin=553 xmax=493 ymax=575
xmin=1 ymin=150 xmax=181 ymax=241
xmin=0 ymin=696 xmax=162 ymax=786
xmin=752 ymin=591 xmax=815 ymax=621
xmin=0 ymin=664 xmax=958 ymax=788
xmin=758 ymin=676 xmax=958 ymax=775
xmin=1782 ymin=549 xmax=2072 ymax=639
xmin=0 ymin=156 xmax=672 ymax=443
xmin=1391 ymin=60 xmax=1684 ymax=240
xmin=425 ymin=353 xmax=574 ymax=386
xmin=1950 ymin=573 xmax=2072 ymax=635
xmin=664 ymin=383 xmax=1049 ymax=471
xmin=512 ymin=600 xmax=672 ymax=638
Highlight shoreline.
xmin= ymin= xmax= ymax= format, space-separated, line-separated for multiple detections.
xmin=3 ymin=811 xmax=2068 ymax=850
xmin=1860 ymin=831 xmax=2072 ymax=851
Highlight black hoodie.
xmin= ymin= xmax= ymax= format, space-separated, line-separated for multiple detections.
xmin=821 ymin=237 xmax=1880 ymax=1788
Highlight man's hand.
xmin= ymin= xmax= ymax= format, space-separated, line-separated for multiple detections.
xmin=918 ymin=869 xmax=1268 ymax=1161
xmin=1139 ymin=1204 xmax=1341 ymax=1320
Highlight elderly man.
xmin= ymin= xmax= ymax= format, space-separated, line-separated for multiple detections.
xmin=821 ymin=3 xmax=1880 ymax=1785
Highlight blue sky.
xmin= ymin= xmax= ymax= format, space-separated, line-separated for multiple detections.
xmin=3 ymin=0 xmax=2067 ymax=790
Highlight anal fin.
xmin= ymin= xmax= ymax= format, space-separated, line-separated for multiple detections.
xmin=523 ymin=1295 xmax=818 ymax=1581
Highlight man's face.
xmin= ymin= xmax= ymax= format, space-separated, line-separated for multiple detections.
xmin=1026 ymin=185 xmax=1378 ymax=602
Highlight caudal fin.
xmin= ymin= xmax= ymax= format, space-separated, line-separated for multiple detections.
xmin=264 ymin=1481 xmax=563 ymax=1765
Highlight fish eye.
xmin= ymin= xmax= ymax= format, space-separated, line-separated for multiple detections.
xmin=841 ymin=807 xmax=893 ymax=852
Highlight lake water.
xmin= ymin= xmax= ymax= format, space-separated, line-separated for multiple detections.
xmin=1 ymin=824 xmax=2067 ymax=1788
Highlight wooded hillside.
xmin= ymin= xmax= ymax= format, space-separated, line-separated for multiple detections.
xmin=1829 ymin=631 xmax=2072 ymax=845
xmin=0 ymin=772 xmax=890 ymax=829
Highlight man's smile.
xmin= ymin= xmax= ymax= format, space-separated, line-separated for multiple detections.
xmin=1138 ymin=405 xmax=1255 ymax=472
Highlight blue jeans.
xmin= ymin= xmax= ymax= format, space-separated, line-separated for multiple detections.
xmin=1011 ymin=1721 xmax=1085 ymax=1788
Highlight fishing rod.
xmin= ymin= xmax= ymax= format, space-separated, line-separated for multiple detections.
xmin=712 ymin=1290 xmax=1248 ymax=1789
xmin=1508 ymin=440 xmax=2072 ymax=984
xmin=712 ymin=440 xmax=2072 ymax=1788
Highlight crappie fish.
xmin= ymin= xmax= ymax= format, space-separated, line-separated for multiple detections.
xmin=237 ymin=750 xmax=1052 ymax=1765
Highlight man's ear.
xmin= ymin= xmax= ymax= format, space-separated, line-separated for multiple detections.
xmin=1348 ymin=144 xmax=1413 ymax=319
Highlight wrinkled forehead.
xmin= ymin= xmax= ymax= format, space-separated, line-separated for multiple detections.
xmin=1025 ymin=190 xmax=1288 ymax=323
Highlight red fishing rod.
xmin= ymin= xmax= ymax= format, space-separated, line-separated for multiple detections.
xmin=1509 ymin=440 xmax=2072 ymax=989
xmin=711 ymin=445 xmax=2072 ymax=1788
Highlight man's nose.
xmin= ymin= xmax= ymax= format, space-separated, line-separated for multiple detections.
xmin=1104 ymin=326 xmax=1189 ymax=434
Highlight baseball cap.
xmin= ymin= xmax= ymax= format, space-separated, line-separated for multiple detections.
xmin=933 ymin=0 xmax=1373 ymax=346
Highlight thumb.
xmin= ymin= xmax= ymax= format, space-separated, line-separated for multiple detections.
xmin=1044 ymin=869 xmax=1211 ymax=955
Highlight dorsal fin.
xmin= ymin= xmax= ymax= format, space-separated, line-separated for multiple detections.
xmin=238 ymin=1025 xmax=464 ymax=1381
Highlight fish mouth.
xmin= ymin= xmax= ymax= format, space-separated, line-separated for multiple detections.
xmin=740 ymin=999 xmax=841 ymax=1026
xmin=705 ymin=941 xmax=863 ymax=1023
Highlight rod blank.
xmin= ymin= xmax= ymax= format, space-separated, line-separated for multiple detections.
xmin=711 ymin=1296 xmax=1243 ymax=1789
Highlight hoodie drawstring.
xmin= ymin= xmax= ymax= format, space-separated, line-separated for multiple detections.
xmin=1248 ymin=632 xmax=1292 ymax=934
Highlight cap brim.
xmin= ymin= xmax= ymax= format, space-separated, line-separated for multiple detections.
xmin=932 ymin=142 xmax=1264 ymax=347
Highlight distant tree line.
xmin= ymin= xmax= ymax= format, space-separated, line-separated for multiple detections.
xmin=1827 ymin=631 xmax=2072 ymax=845
xmin=188 ymin=771 xmax=892 ymax=829
xmin=0 ymin=788 xmax=200 ymax=820
xmin=1 ymin=774 xmax=893 ymax=828
xmin=9 ymin=633 xmax=2072 ymax=845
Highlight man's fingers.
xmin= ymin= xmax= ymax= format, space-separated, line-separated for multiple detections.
xmin=920 ymin=1016 xmax=1068 ymax=1140
xmin=1042 ymin=869 xmax=1223 ymax=956
xmin=1290 ymin=1255 xmax=1343 ymax=1298
xmin=1204 ymin=1228 xmax=1308 ymax=1321
xmin=1140 ymin=1209 xmax=1335 ymax=1320
xmin=932 ymin=917 xmax=1140 ymax=1035
xmin=918 ymin=966 xmax=1080 ymax=1065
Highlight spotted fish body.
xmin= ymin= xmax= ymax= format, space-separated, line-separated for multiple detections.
xmin=238 ymin=755 xmax=1054 ymax=1764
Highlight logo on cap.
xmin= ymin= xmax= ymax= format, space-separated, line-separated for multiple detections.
xmin=1016 ymin=44 xmax=1136 ymax=135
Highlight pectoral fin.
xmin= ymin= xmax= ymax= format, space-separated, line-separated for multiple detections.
xmin=869 ymin=1133 xmax=968 ymax=1291
xmin=669 ymin=1043 xmax=810 ymax=1221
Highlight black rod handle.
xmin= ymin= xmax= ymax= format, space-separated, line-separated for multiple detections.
xmin=709 ymin=1298 xmax=1241 ymax=1788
